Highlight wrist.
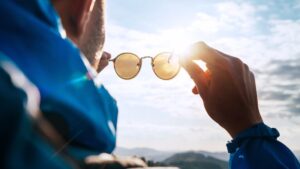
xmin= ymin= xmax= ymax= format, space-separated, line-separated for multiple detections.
xmin=226 ymin=116 xmax=263 ymax=138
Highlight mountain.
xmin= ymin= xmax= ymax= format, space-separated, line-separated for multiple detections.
xmin=163 ymin=152 xmax=228 ymax=169
xmin=114 ymin=147 xmax=228 ymax=162
xmin=114 ymin=147 xmax=299 ymax=169
xmin=196 ymin=151 xmax=229 ymax=161
xmin=114 ymin=147 xmax=175 ymax=162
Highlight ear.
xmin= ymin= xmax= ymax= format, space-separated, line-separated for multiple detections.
xmin=68 ymin=0 xmax=94 ymax=42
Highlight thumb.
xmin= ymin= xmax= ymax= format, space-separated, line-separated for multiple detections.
xmin=181 ymin=59 xmax=208 ymax=98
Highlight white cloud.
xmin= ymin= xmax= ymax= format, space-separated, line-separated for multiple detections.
xmin=216 ymin=2 xmax=260 ymax=33
xmin=188 ymin=13 xmax=220 ymax=33
xmin=186 ymin=2 xmax=263 ymax=35
xmin=268 ymin=19 xmax=300 ymax=57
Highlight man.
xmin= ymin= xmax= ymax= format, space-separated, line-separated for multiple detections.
xmin=1 ymin=0 xmax=117 ymax=161
xmin=0 ymin=0 xmax=299 ymax=169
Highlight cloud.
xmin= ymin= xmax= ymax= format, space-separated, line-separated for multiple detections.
xmin=267 ymin=58 xmax=300 ymax=79
xmin=215 ymin=2 xmax=261 ymax=33
xmin=186 ymin=1 xmax=266 ymax=36
xmin=104 ymin=1 xmax=272 ymax=56
xmin=257 ymin=57 xmax=300 ymax=117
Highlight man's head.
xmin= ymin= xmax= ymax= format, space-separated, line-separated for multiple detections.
xmin=51 ymin=0 xmax=93 ymax=43
xmin=51 ymin=0 xmax=106 ymax=68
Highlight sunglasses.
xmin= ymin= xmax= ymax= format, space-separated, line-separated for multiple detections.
xmin=110 ymin=52 xmax=181 ymax=80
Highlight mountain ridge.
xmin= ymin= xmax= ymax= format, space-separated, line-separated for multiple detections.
xmin=162 ymin=152 xmax=228 ymax=169
xmin=114 ymin=147 xmax=229 ymax=162
xmin=114 ymin=147 xmax=300 ymax=162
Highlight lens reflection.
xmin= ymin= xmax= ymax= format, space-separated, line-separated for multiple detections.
xmin=114 ymin=53 xmax=141 ymax=79
xmin=152 ymin=52 xmax=180 ymax=80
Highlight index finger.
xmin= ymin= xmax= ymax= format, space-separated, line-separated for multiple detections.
xmin=185 ymin=42 xmax=229 ymax=68
xmin=101 ymin=51 xmax=111 ymax=60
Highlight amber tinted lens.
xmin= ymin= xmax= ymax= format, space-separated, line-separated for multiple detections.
xmin=152 ymin=52 xmax=180 ymax=80
xmin=114 ymin=53 xmax=141 ymax=79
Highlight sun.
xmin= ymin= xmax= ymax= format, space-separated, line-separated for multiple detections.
xmin=162 ymin=34 xmax=208 ymax=72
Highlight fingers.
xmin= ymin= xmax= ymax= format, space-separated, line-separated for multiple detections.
xmin=181 ymin=59 xmax=208 ymax=98
xmin=96 ymin=51 xmax=111 ymax=73
xmin=186 ymin=42 xmax=229 ymax=68
xmin=101 ymin=51 xmax=111 ymax=61
xmin=192 ymin=86 xmax=199 ymax=95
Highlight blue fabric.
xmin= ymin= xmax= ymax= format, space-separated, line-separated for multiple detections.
xmin=227 ymin=123 xmax=300 ymax=169
xmin=0 ymin=0 xmax=118 ymax=154
xmin=0 ymin=54 xmax=72 ymax=169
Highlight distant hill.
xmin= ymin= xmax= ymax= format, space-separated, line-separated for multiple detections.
xmin=114 ymin=147 xmax=228 ymax=162
xmin=163 ymin=152 xmax=228 ymax=169
xmin=114 ymin=147 xmax=299 ymax=169
xmin=114 ymin=147 xmax=175 ymax=162
xmin=196 ymin=151 xmax=228 ymax=161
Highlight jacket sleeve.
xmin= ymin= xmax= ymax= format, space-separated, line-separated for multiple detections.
xmin=97 ymin=84 xmax=118 ymax=130
xmin=227 ymin=123 xmax=300 ymax=169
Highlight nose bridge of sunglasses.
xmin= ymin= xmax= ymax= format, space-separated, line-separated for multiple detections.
xmin=109 ymin=55 xmax=152 ymax=60
xmin=140 ymin=56 xmax=153 ymax=61
xmin=140 ymin=56 xmax=152 ymax=59
xmin=140 ymin=56 xmax=153 ymax=66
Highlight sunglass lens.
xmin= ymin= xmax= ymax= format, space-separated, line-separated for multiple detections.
xmin=152 ymin=52 xmax=180 ymax=80
xmin=114 ymin=53 xmax=141 ymax=79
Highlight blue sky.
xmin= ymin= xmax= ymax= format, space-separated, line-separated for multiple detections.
xmin=97 ymin=0 xmax=300 ymax=152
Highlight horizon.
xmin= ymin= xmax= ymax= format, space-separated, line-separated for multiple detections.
xmin=114 ymin=146 xmax=300 ymax=153
xmin=97 ymin=0 xmax=300 ymax=152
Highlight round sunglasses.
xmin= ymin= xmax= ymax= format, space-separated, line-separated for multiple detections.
xmin=110 ymin=52 xmax=181 ymax=80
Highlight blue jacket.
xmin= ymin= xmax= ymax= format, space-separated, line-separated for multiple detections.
xmin=0 ymin=54 xmax=73 ymax=169
xmin=227 ymin=123 xmax=300 ymax=169
xmin=0 ymin=0 xmax=118 ymax=156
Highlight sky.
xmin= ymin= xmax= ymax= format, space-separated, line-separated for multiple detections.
xmin=96 ymin=0 xmax=300 ymax=152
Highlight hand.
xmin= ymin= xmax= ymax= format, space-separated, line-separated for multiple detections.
xmin=96 ymin=51 xmax=111 ymax=73
xmin=181 ymin=42 xmax=262 ymax=138
xmin=85 ymin=153 xmax=148 ymax=169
